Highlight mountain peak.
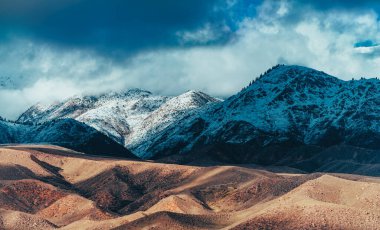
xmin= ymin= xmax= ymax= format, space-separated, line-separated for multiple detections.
xmin=257 ymin=65 xmax=338 ymax=84
xmin=236 ymin=65 xmax=341 ymax=97
xmin=182 ymin=90 xmax=207 ymax=98
xmin=100 ymin=88 xmax=152 ymax=99
xmin=123 ymin=88 xmax=152 ymax=96
xmin=179 ymin=90 xmax=220 ymax=105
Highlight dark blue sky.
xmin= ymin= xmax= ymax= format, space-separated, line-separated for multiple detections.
xmin=0 ymin=0 xmax=242 ymax=57
xmin=1 ymin=0 xmax=380 ymax=119
xmin=1 ymin=0 xmax=378 ymax=58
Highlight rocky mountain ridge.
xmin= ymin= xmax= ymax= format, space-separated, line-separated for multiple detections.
xmin=16 ymin=89 xmax=219 ymax=158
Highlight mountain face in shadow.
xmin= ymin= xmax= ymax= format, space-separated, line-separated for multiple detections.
xmin=0 ymin=118 xmax=136 ymax=158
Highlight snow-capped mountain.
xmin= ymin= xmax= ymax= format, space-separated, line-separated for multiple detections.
xmin=141 ymin=65 xmax=380 ymax=162
xmin=0 ymin=119 xmax=135 ymax=158
xmin=18 ymin=89 xmax=170 ymax=144
xmin=127 ymin=90 xmax=221 ymax=158
xmin=17 ymin=89 xmax=220 ymax=157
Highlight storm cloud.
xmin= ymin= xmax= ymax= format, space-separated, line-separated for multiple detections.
xmin=1 ymin=0 xmax=380 ymax=119
xmin=0 ymin=0 xmax=236 ymax=57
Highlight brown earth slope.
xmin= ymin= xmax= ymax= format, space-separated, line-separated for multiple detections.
xmin=0 ymin=145 xmax=379 ymax=229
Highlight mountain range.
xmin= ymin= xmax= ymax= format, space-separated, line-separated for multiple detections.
xmin=16 ymin=89 xmax=219 ymax=157
xmin=3 ymin=65 xmax=380 ymax=175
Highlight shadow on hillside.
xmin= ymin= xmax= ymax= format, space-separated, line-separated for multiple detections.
xmin=155 ymin=143 xmax=380 ymax=177
xmin=3 ymin=118 xmax=138 ymax=159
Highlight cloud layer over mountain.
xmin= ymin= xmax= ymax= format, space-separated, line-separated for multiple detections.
xmin=1 ymin=0 xmax=380 ymax=118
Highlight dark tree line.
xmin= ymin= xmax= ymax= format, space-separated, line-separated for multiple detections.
xmin=241 ymin=64 xmax=285 ymax=91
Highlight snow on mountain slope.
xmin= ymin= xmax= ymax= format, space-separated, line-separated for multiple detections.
xmin=17 ymin=89 xmax=219 ymax=157
xmin=142 ymin=65 xmax=380 ymax=160
xmin=126 ymin=90 xmax=221 ymax=158
xmin=75 ymin=90 xmax=169 ymax=144
xmin=17 ymin=89 xmax=170 ymax=144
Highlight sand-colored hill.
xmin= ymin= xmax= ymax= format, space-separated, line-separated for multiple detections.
xmin=0 ymin=145 xmax=379 ymax=229
xmin=230 ymin=175 xmax=380 ymax=229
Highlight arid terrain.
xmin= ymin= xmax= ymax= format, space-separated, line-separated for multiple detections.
xmin=0 ymin=145 xmax=379 ymax=229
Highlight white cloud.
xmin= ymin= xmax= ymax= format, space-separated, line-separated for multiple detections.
xmin=1 ymin=0 xmax=380 ymax=119
xmin=355 ymin=45 xmax=380 ymax=53
xmin=0 ymin=78 xmax=81 ymax=119
xmin=176 ymin=23 xmax=231 ymax=45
